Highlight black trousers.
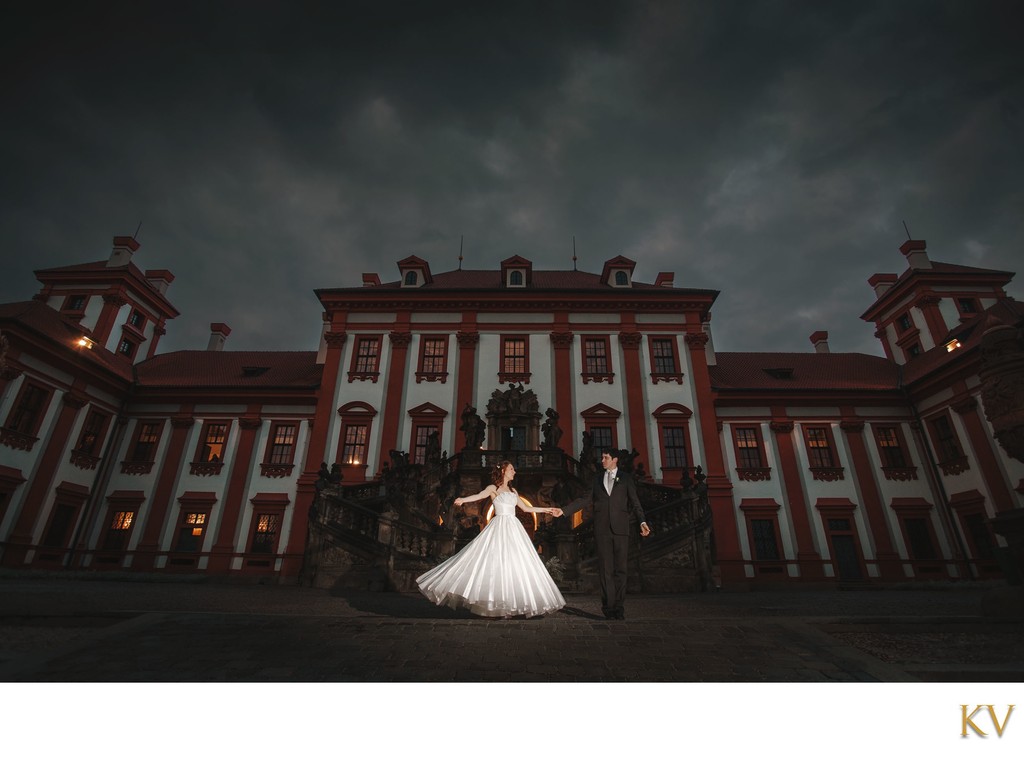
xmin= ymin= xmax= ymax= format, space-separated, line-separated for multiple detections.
xmin=595 ymin=529 xmax=629 ymax=614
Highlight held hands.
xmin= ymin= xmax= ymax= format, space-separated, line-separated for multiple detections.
xmin=453 ymin=497 xmax=464 ymax=507
xmin=640 ymin=522 xmax=651 ymax=538
xmin=548 ymin=507 xmax=564 ymax=517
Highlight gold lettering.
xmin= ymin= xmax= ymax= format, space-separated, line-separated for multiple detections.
xmin=987 ymin=705 xmax=1014 ymax=738
xmin=961 ymin=705 xmax=986 ymax=737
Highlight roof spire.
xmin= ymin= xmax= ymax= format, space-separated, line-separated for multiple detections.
xmin=572 ymin=235 xmax=577 ymax=271
xmin=458 ymin=234 xmax=463 ymax=270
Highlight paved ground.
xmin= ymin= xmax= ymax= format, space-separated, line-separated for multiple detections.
xmin=1 ymin=573 xmax=1022 ymax=682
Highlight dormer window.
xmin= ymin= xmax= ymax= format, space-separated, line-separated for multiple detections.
xmin=500 ymin=256 xmax=533 ymax=288
xmin=508 ymin=270 xmax=524 ymax=287
xmin=614 ymin=271 xmax=629 ymax=287
xmin=957 ymin=297 xmax=978 ymax=315
xmin=396 ymin=256 xmax=432 ymax=288
xmin=600 ymin=256 xmax=637 ymax=288
xmin=896 ymin=313 xmax=913 ymax=333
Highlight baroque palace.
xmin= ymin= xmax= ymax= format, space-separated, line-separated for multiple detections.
xmin=0 ymin=235 xmax=1022 ymax=589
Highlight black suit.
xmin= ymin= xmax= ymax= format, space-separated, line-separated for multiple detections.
xmin=592 ymin=469 xmax=646 ymax=617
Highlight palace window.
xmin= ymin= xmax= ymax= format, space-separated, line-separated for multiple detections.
xmin=750 ymin=519 xmax=781 ymax=561
xmin=804 ymin=427 xmax=835 ymax=468
xmin=118 ymin=338 xmax=137 ymax=359
xmin=509 ymin=270 xmax=523 ymax=286
xmin=62 ymin=294 xmax=88 ymax=313
xmin=614 ymin=271 xmax=628 ymax=286
xmin=197 ymin=422 xmax=229 ymax=463
xmin=404 ymin=271 xmax=417 ymax=286
xmin=903 ymin=517 xmax=937 ymax=560
xmin=75 ymin=410 xmax=109 ymax=456
xmin=589 ymin=425 xmax=614 ymax=453
xmin=581 ymin=336 xmax=613 ymax=383
xmin=930 ymin=414 xmax=962 ymax=463
xmin=896 ymin=313 xmax=913 ymax=333
xmin=650 ymin=338 xmax=677 ymax=375
xmin=341 ymin=424 xmax=368 ymax=465
xmin=129 ymin=422 xmax=162 ymax=463
xmin=175 ymin=512 xmax=207 ymax=552
xmin=5 ymin=383 xmax=50 ymax=435
xmin=874 ymin=426 xmax=907 ymax=468
xmin=250 ymin=513 xmax=280 ymax=554
xmin=412 ymin=425 xmax=439 ymax=465
xmin=128 ymin=310 xmax=145 ymax=329
xmin=42 ymin=504 xmax=76 ymax=548
xmin=266 ymin=423 xmax=297 ymax=465
xmin=499 ymin=336 xmax=530 ymax=382
xmin=350 ymin=336 xmax=382 ymax=380
xmin=662 ymin=427 xmax=688 ymax=469
xmin=416 ymin=336 xmax=449 ymax=382
xmin=102 ymin=511 xmax=135 ymax=552
xmin=734 ymin=427 xmax=764 ymax=468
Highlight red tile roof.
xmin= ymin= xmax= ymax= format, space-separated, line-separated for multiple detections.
xmin=135 ymin=350 xmax=322 ymax=389
xmin=710 ymin=352 xmax=900 ymax=391
xmin=34 ymin=259 xmax=180 ymax=316
xmin=0 ymin=300 xmax=133 ymax=380
xmin=861 ymin=260 xmax=1014 ymax=320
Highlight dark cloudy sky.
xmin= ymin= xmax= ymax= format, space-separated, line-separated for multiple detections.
xmin=2 ymin=1 xmax=1021 ymax=357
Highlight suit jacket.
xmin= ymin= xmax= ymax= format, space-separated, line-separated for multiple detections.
xmin=592 ymin=470 xmax=646 ymax=536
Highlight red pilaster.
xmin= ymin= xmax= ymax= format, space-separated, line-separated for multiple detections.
xmin=93 ymin=291 xmax=127 ymax=346
xmin=684 ymin=330 xmax=743 ymax=583
xmin=618 ymin=330 xmax=650 ymax=470
xmin=769 ymin=415 xmax=824 ymax=579
xmin=208 ymin=411 xmax=263 ymax=573
xmin=839 ymin=416 xmax=903 ymax=579
xmin=2 ymin=389 xmax=88 ymax=567
xmin=915 ymin=293 xmax=948 ymax=346
xmin=550 ymin=329 xmax=575 ymax=456
xmin=953 ymin=394 xmax=1018 ymax=513
xmin=133 ymin=411 xmax=195 ymax=569
xmin=282 ymin=329 xmax=347 ymax=579
xmin=376 ymin=327 xmax=412 ymax=465
xmin=455 ymin=324 xmax=479 ymax=450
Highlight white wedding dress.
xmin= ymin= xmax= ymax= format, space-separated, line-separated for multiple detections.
xmin=416 ymin=490 xmax=565 ymax=618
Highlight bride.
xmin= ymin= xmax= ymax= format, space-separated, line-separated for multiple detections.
xmin=416 ymin=461 xmax=565 ymax=618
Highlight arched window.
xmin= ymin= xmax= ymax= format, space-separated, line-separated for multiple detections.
xmin=404 ymin=271 xmax=417 ymax=286
xmin=614 ymin=271 xmax=628 ymax=286
xmin=509 ymin=270 xmax=523 ymax=286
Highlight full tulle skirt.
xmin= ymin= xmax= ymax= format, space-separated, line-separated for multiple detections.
xmin=416 ymin=514 xmax=565 ymax=618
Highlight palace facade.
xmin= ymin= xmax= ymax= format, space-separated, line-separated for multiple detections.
xmin=0 ymin=235 xmax=1021 ymax=586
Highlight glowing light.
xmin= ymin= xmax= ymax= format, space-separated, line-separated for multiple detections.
xmin=76 ymin=336 xmax=94 ymax=349
xmin=945 ymin=339 xmax=962 ymax=353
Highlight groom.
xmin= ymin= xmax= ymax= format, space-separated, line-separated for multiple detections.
xmin=591 ymin=447 xmax=651 ymax=620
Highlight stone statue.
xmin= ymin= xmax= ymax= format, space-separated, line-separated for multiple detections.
xmin=460 ymin=404 xmax=486 ymax=450
xmin=314 ymin=462 xmax=331 ymax=491
xmin=328 ymin=462 xmax=343 ymax=485
xmin=424 ymin=430 xmax=442 ymax=467
xmin=541 ymin=408 xmax=563 ymax=449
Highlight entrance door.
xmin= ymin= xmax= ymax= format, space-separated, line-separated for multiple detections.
xmin=502 ymin=426 xmax=526 ymax=451
xmin=826 ymin=518 xmax=864 ymax=580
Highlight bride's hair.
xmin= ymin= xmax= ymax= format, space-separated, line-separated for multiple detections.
xmin=491 ymin=460 xmax=513 ymax=487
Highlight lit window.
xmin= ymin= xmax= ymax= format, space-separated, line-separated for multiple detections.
xmin=176 ymin=512 xmax=207 ymax=552
xmin=75 ymin=410 xmax=109 ymax=455
xmin=735 ymin=428 xmax=763 ymax=468
xmin=268 ymin=424 xmax=297 ymax=465
xmin=129 ymin=422 xmax=161 ymax=463
xmin=805 ymin=427 xmax=835 ymax=468
xmin=198 ymin=423 xmax=228 ymax=463
xmin=421 ymin=338 xmax=447 ymax=374
xmin=250 ymin=513 xmax=280 ymax=553
xmin=342 ymin=424 xmax=368 ymax=465
xmin=875 ymin=426 xmax=907 ymax=468
xmin=502 ymin=338 xmax=527 ymax=375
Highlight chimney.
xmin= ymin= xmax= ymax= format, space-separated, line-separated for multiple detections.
xmin=207 ymin=323 xmax=231 ymax=351
xmin=900 ymin=239 xmax=932 ymax=270
xmin=145 ymin=269 xmax=175 ymax=295
xmin=809 ymin=330 xmax=830 ymax=353
xmin=654 ymin=272 xmax=674 ymax=288
xmin=362 ymin=273 xmax=381 ymax=287
xmin=868 ymin=273 xmax=898 ymax=299
xmin=107 ymin=235 xmax=140 ymax=268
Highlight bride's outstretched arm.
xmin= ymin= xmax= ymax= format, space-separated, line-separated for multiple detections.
xmin=514 ymin=492 xmax=563 ymax=517
xmin=453 ymin=485 xmax=497 ymax=507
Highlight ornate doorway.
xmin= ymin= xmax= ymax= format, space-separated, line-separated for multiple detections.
xmin=486 ymin=383 xmax=542 ymax=451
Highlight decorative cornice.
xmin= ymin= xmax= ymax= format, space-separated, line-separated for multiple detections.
xmin=415 ymin=372 xmax=449 ymax=384
xmin=810 ymin=467 xmax=845 ymax=482
xmin=62 ymin=392 xmax=89 ymax=410
xmin=498 ymin=372 xmax=531 ymax=384
xmin=882 ymin=466 xmax=918 ymax=481
xmin=736 ymin=467 xmax=772 ymax=482
xmin=260 ymin=463 xmax=295 ymax=478
xmin=190 ymin=461 xmax=225 ymax=477
xmin=684 ymin=332 xmax=709 ymax=349
xmin=952 ymin=396 xmax=978 ymax=415
xmin=348 ymin=371 xmax=380 ymax=383
xmin=0 ymin=427 xmax=38 ymax=452
xmin=70 ymin=449 xmax=100 ymax=470
xmin=581 ymin=373 xmax=615 ymax=385
xmin=120 ymin=461 xmax=154 ymax=475
xmin=389 ymin=331 xmax=413 ymax=348
xmin=651 ymin=373 xmax=684 ymax=385
xmin=323 ymin=331 xmax=348 ymax=348
xmin=456 ymin=331 xmax=480 ymax=347
xmin=938 ymin=456 xmax=970 ymax=476
xmin=549 ymin=331 xmax=574 ymax=347
xmin=618 ymin=332 xmax=642 ymax=349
